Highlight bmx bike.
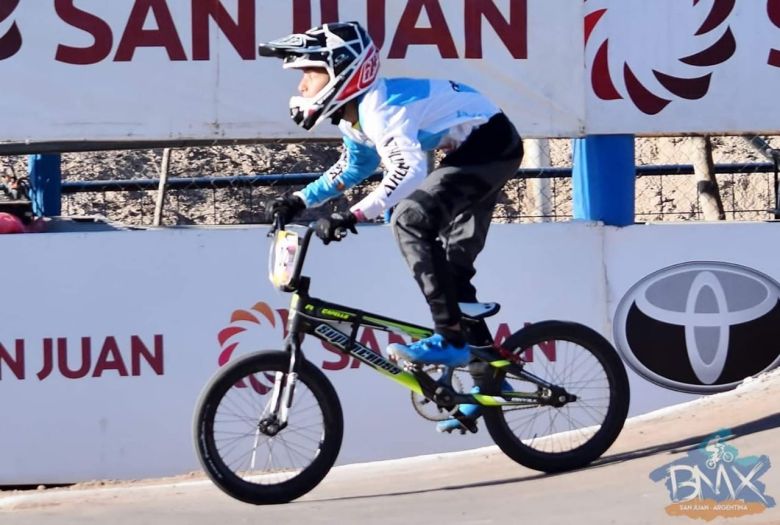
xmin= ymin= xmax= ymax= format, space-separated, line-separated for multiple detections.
xmin=193 ymin=219 xmax=630 ymax=504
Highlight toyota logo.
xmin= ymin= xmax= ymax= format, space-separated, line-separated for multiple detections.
xmin=614 ymin=262 xmax=780 ymax=393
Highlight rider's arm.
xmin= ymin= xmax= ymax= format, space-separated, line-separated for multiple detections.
xmin=294 ymin=137 xmax=381 ymax=208
xmin=348 ymin=107 xmax=427 ymax=221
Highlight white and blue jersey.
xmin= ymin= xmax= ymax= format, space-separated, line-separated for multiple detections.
xmin=294 ymin=77 xmax=501 ymax=220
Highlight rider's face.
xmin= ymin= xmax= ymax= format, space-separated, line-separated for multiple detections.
xmin=298 ymin=68 xmax=330 ymax=98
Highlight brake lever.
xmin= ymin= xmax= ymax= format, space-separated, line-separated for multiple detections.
xmin=268 ymin=213 xmax=285 ymax=237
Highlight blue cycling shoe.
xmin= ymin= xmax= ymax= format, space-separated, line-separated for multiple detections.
xmin=387 ymin=334 xmax=471 ymax=368
xmin=437 ymin=381 xmax=513 ymax=434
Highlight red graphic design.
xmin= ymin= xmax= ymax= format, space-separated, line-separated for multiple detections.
xmin=337 ymin=46 xmax=380 ymax=101
xmin=215 ymin=301 xmax=401 ymax=385
xmin=0 ymin=0 xmax=22 ymax=60
xmin=217 ymin=302 xmax=288 ymax=393
xmin=770 ymin=0 xmax=780 ymax=67
xmin=585 ymin=0 xmax=737 ymax=115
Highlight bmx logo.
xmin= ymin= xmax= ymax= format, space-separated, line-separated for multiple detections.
xmin=217 ymin=302 xmax=288 ymax=393
xmin=0 ymin=0 xmax=22 ymax=60
xmin=614 ymin=262 xmax=780 ymax=393
xmin=649 ymin=428 xmax=775 ymax=519
xmin=585 ymin=0 xmax=736 ymax=114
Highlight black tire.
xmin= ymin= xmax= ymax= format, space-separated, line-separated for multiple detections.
xmin=483 ymin=321 xmax=629 ymax=473
xmin=193 ymin=351 xmax=343 ymax=504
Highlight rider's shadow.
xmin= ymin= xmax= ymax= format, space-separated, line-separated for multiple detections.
xmin=303 ymin=411 xmax=780 ymax=502
xmin=592 ymin=411 xmax=780 ymax=467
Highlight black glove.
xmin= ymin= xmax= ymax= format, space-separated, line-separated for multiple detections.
xmin=265 ymin=194 xmax=305 ymax=224
xmin=315 ymin=212 xmax=358 ymax=245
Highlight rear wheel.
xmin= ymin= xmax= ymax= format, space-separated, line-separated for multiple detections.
xmin=483 ymin=321 xmax=629 ymax=473
xmin=193 ymin=351 xmax=343 ymax=504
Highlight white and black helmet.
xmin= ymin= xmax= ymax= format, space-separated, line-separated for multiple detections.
xmin=259 ymin=21 xmax=380 ymax=130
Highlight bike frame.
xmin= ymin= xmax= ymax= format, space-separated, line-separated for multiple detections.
xmin=272 ymin=223 xmax=568 ymax=419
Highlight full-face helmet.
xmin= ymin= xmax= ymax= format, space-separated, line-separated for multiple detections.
xmin=259 ymin=21 xmax=380 ymax=130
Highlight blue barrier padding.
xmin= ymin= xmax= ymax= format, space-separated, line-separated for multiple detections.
xmin=28 ymin=154 xmax=62 ymax=217
xmin=573 ymin=135 xmax=635 ymax=226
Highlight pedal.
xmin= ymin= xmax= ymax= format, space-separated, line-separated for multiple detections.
xmin=437 ymin=421 xmax=477 ymax=434
xmin=460 ymin=418 xmax=478 ymax=434
xmin=436 ymin=411 xmax=479 ymax=434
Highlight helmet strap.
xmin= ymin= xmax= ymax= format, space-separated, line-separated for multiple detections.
xmin=329 ymin=105 xmax=346 ymax=125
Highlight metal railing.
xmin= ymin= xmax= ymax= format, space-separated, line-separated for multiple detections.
xmin=58 ymin=163 xmax=778 ymax=193
xmin=57 ymin=162 xmax=779 ymax=225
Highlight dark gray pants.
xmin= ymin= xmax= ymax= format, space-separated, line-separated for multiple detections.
xmin=391 ymin=116 xmax=522 ymax=331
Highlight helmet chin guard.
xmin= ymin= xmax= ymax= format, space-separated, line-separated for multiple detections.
xmin=259 ymin=21 xmax=380 ymax=130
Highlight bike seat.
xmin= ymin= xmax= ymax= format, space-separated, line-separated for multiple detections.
xmin=459 ymin=302 xmax=501 ymax=320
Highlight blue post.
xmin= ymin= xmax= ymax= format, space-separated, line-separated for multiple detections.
xmin=28 ymin=154 xmax=62 ymax=217
xmin=572 ymin=135 xmax=635 ymax=226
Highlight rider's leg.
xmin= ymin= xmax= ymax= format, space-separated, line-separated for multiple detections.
xmin=388 ymin=113 xmax=522 ymax=366
xmin=387 ymin=193 xmax=471 ymax=367
xmin=439 ymin=112 xmax=523 ymax=312
xmin=388 ymin=177 xmax=519 ymax=365
xmin=392 ymin=190 xmax=464 ymax=342
xmin=434 ymin=117 xmax=523 ymax=431
xmin=442 ymin=196 xmax=500 ymax=347
xmin=440 ymin=195 xmax=498 ymax=306
xmin=435 ymin=183 xmax=504 ymax=430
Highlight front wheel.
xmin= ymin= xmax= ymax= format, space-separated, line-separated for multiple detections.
xmin=483 ymin=321 xmax=630 ymax=473
xmin=193 ymin=351 xmax=343 ymax=504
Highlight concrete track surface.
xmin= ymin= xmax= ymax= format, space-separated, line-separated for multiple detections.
xmin=2 ymin=371 xmax=778 ymax=525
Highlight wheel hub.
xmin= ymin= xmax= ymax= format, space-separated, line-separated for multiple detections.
xmin=540 ymin=387 xmax=578 ymax=407
xmin=258 ymin=417 xmax=282 ymax=436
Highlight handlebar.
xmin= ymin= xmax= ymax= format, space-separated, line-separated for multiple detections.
xmin=267 ymin=212 xmax=354 ymax=292
xmin=268 ymin=212 xmax=352 ymax=243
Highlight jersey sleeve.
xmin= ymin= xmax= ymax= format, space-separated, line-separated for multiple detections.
xmin=295 ymin=137 xmax=381 ymax=208
xmin=349 ymin=107 xmax=428 ymax=220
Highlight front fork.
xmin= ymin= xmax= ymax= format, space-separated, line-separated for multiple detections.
xmin=268 ymin=372 xmax=297 ymax=428
xmin=267 ymin=331 xmax=303 ymax=428
xmin=260 ymin=293 xmax=306 ymax=433
xmin=264 ymin=289 xmax=311 ymax=429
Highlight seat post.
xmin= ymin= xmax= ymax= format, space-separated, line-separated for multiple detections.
xmin=461 ymin=316 xmax=494 ymax=347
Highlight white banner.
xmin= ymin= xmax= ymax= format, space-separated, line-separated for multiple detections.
xmin=3 ymin=1 xmax=780 ymax=144
xmin=0 ymin=222 xmax=690 ymax=485
xmin=3 ymin=1 xmax=779 ymax=144
xmin=0 ymin=0 xmax=584 ymax=143
xmin=585 ymin=0 xmax=780 ymax=135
